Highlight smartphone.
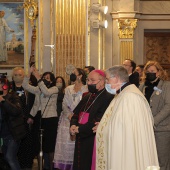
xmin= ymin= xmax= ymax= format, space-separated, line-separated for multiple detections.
xmin=30 ymin=62 xmax=35 ymax=68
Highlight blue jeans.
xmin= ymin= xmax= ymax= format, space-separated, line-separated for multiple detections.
xmin=2 ymin=135 xmax=21 ymax=170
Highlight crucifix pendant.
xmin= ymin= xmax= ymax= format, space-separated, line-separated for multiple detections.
xmin=72 ymin=94 xmax=77 ymax=101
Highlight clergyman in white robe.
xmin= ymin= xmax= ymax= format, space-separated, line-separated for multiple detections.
xmin=96 ymin=84 xmax=159 ymax=170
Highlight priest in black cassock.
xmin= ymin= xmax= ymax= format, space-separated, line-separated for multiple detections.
xmin=70 ymin=70 xmax=114 ymax=170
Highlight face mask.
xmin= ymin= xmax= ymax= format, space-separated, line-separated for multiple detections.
xmin=70 ymin=73 xmax=77 ymax=82
xmin=43 ymin=79 xmax=51 ymax=88
xmin=105 ymin=83 xmax=116 ymax=95
xmin=56 ymin=83 xmax=62 ymax=89
xmin=0 ymin=91 xmax=3 ymax=95
xmin=13 ymin=76 xmax=23 ymax=83
xmin=146 ymin=73 xmax=157 ymax=82
xmin=88 ymin=84 xmax=98 ymax=93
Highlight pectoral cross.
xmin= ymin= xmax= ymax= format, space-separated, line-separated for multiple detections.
xmin=72 ymin=94 xmax=77 ymax=101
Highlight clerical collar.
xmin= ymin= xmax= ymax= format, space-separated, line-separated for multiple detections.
xmin=117 ymin=82 xmax=131 ymax=94
xmin=96 ymin=88 xmax=105 ymax=94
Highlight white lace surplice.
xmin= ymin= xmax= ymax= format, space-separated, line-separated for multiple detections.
xmin=53 ymin=84 xmax=88 ymax=169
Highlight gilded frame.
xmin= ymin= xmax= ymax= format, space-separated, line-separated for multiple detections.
xmin=23 ymin=0 xmax=38 ymax=27
xmin=0 ymin=1 xmax=25 ymax=69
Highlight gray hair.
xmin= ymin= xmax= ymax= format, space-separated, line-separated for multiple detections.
xmin=106 ymin=65 xmax=129 ymax=82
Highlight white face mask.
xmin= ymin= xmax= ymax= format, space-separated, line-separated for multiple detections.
xmin=13 ymin=75 xmax=23 ymax=83
xmin=56 ymin=82 xmax=62 ymax=89
xmin=105 ymin=82 xmax=126 ymax=95
xmin=105 ymin=83 xmax=116 ymax=94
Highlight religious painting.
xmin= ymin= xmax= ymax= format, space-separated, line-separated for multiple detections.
xmin=0 ymin=2 xmax=24 ymax=68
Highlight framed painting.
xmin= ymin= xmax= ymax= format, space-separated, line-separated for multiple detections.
xmin=0 ymin=1 xmax=24 ymax=68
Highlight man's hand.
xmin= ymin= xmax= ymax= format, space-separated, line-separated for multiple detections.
xmin=33 ymin=68 xmax=41 ymax=80
xmin=74 ymin=126 xmax=79 ymax=134
xmin=27 ymin=66 xmax=35 ymax=78
xmin=92 ymin=122 xmax=99 ymax=133
xmin=27 ymin=118 xmax=34 ymax=124
xmin=70 ymin=125 xmax=76 ymax=135
xmin=0 ymin=96 xmax=5 ymax=102
xmin=68 ymin=113 xmax=73 ymax=120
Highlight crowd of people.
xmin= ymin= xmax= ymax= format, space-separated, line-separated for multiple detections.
xmin=0 ymin=60 xmax=169 ymax=170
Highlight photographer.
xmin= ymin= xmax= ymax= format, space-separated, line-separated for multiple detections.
xmin=0 ymin=77 xmax=26 ymax=170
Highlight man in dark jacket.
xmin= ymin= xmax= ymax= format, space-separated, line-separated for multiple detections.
xmin=0 ymin=78 xmax=26 ymax=170
xmin=70 ymin=70 xmax=114 ymax=170
xmin=123 ymin=59 xmax=139 ymax=87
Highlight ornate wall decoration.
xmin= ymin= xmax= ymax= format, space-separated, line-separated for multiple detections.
xmin=144 ymin=32 xmax=170 ymax=79
xmin=118 ymin=19 xmax=137 ymax=63
xmin=120 ymin=41 xmax=133 ymax=63
xmin=23 ymin=0 xmax=38 ymax=27
xmin=55 ymin=0 xmax=86 ymax=83
xmin=23 ymin=0 xmax=39 ymax=73
xmin=118 ymin=19 xmax=137 ymax=39
xmin=144 ymin=32 xmax=170 ymax=64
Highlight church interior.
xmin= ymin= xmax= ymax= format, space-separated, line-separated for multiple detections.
xmin=0 ymin=1 xmax=170 ymax=170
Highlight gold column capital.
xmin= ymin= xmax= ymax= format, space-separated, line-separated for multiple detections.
xmin=118 ymin=19 xmax=137 ymax=39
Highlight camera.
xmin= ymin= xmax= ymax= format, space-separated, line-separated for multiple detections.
xmin=0 ymin=72 xmax=7 ymax=79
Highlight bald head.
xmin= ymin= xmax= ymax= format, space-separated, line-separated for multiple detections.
xmin=87 ymin=70 xmax=106 ymax=91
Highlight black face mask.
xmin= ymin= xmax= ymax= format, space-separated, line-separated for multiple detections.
xmin=146 ymin=73 xmax=157 ymax=82
xmin=0 ymin=91 xmax=3 ymax=95
xmin=70 ymin=73 xmax=77 ymax=82
xmin=43 ymin=79 xmax=51 ymax=88
xmin=88 ymin=84 xmax=98 ymax=93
